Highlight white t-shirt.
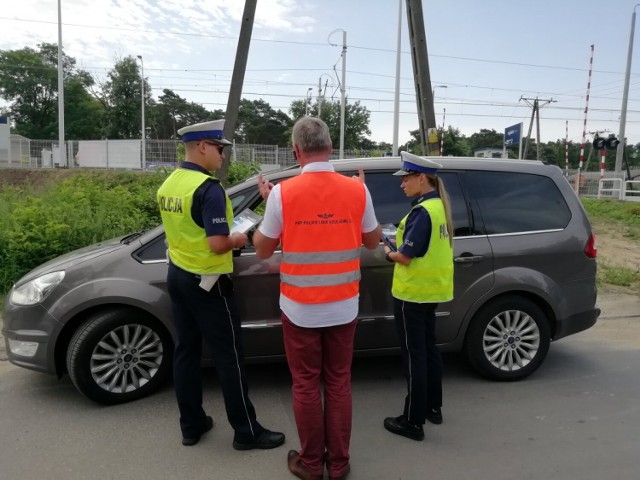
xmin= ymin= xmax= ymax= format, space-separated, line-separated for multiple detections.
xmin=258 ymin=162 xmax=379 ymax=328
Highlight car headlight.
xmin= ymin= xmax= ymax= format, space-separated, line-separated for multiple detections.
xmin=10 ymin=271 xmax=66 ymax=306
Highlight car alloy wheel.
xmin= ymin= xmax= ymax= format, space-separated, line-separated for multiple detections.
xmin=482 ymin=309 xmax=540 ymax=372
xmin=465 ymin=295 xmax=550 ymax=380
xmin=89 ymin=323 xmax=164 ymax=394
xmin=67 ymin=308 xmax=172 ymax=404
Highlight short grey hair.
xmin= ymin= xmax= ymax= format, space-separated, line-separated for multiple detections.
xmin=291 ymin=116 xmax=332 ymax=154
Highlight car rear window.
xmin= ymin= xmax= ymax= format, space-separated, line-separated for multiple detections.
xmin=465 ymin=171 xmax=571 ymax=234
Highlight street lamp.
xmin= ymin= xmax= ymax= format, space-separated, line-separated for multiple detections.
xmin=57 ymin=0 xmax=65 ymax=167
xmin=432 ymin=84 xmax=447 ymax=100
xmin=305 ymin=87 xmax=313 ymax=116
xmin=136 ymin=55 xmax=146 ymax=170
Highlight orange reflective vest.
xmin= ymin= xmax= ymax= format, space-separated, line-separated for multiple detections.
xmin=280 ymin=171 xmax=366 ymax=304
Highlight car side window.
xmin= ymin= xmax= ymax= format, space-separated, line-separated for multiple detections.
xmin=363 ymin=171 xmax=471 ymax=237
xmin=466 ymin=171 xmax=571 ymax=234
xmin=133 ymin=234 xmax=166 ymax=262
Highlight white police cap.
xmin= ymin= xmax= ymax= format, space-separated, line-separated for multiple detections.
xmin=177 ymin=119 xmax=232 ymax=145
xmin=393 ymin=151 xmax=442 ymax=176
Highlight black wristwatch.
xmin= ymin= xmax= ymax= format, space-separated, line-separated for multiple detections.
xmin=385 ymin=252 xmax=394 ymax=263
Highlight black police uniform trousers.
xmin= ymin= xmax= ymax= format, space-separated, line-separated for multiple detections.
xmin=167 ymin=263 xmax=264 ymax=441
xmin=393 ymin=298 xmax=443 ymax=425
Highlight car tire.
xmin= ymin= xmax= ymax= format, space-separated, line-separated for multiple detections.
xmin=66 ymin=309 xmax=173 ymax=405
xmin=465 ymin=295 xmax=551 ymax=380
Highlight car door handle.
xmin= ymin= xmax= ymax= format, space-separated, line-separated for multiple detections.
xmin=454 ymin=254 xmax=484 ymax=263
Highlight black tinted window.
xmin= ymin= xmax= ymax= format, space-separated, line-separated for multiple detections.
xmin=466 ymin=171 xmax=571 ymax=234
xmin=363 ymin=171 xmax=471 ymax=237
xmin=134 ymin=234 xmax=166 ymax=261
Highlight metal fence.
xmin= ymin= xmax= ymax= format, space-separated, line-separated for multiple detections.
xmin=1 ymin=137 xmax=380 ymax=171
xmin=3 ymin=137 xmax=639 ymax=200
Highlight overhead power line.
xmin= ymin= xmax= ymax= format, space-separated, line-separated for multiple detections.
xmin=3 ymin=15 xmax=640 ymax=77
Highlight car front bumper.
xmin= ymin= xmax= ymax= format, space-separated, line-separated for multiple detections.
xmin=2 ymin=297 xmax=60 ymax=375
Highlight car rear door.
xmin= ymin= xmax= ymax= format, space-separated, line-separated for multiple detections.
xmin=358 ymin=170 xmax=494 ymax=348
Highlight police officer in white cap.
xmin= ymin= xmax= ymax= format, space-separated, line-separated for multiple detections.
xmin=383 ymin=151 xmax=454 ymax=441
xmin=157 ymin=119 xmax=285 ymax=450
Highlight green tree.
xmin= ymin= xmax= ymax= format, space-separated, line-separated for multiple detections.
xmin=148 ymin=89 xmax=222 ymax=139
xmin=100 ymin=56 xmax=151 ymax=139
xmin=236 ymin=99 xmax=291 ymax=146
xmin=289 ymin=99 xmax=371 ymax=150
xmin=0 ymin=43 xmax=101 ymax=140
xmin=468 ymin=128 xmax=503 ymax=152
xmin=441 ymin=126 xmax=472 ymax=157
xmin=401 ymin=127 xmax=471 ymax=157
xmin=64 ymin=71 xmax=105 ymax=139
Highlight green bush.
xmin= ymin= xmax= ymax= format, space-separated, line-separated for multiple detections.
xmin=226 ymin=161 xmax=261 ymax=186
xmin=0 ymin=163 xmax=261 ymax=293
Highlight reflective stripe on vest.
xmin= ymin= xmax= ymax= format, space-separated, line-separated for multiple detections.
xmin=158 ymin=168 xmax=234 ymax=274
xmin=281 ymin=248 xmax=361 ymax=265
xmin=281 ymin=270 xmax=361 ymax=287
xmin=391 ymin=198 xmax=454 ymax=303
xmin=280 ymin=171 xmax=366 ymax=304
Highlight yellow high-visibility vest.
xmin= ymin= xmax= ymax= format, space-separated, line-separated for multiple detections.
xmin=391 ymin=198 xmax=454 ymax=303
xmin=158 ymin=168 xmax=233 ymax=274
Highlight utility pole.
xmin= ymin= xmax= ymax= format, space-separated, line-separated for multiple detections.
xmin=520 ymin=97 xmax=556 ymax=160
xmin=318 ymin=77 xmax=323 ymax=118
xmin=406 ymin=0 xmax=438 ymax=156
xmin=616 ymin=5 xmax=639 ymax=174
xmin=339 ymin=30 xmax=347 ymax=159
xmin=317 ymin=75 xmax=330 ymax=118
xmin=219 ymin=0 xmax=257 ymax=183
xmin=392 ymin=0 xmax=402 ymax=156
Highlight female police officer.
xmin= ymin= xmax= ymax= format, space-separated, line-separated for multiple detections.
xmin=382 ymin=151 xmax=454 ymax=441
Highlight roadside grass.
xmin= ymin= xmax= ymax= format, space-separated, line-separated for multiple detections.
xmin=581 ymin=198 xmax=640 ymax=239
xmin=582 ymin=198 xmax=640 ymax=294
xmin=597 ymin=263 xmax=640 ymax=287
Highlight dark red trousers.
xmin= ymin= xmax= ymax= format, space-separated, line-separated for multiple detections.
xmin=282 ymin=313 xmax=357 ymax=479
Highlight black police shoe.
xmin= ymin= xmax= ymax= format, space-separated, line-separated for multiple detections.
xmin=182 ymin=416 xmax=214 ymax=446
xmin=383 ymin=415 xmax=425 ymax=441
xmin=232 ymin=429 xmax=286 ymax=451
xmin=425 ymin=407 xmax=443 ymax=425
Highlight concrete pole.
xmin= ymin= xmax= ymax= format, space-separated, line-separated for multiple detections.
xmin=392 ymin=0 xmax=402 ymax=156
xmin=615 ymin=5 xmax=640 ymax=173
xmin=57 ymin=0 xmax=65 ymax=167
xmin=406 ymin=0 xmax=438 ymax=155
xmin=535 ymin=99 xmax=541 ymax=160
xmin=219 ymin=0 xmax=257 ymax=183
xmin=339 ymin=30 xmax=347 ymax=159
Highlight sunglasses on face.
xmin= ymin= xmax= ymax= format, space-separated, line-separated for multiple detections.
xmin=201 ymin=141 xmax=225 ymax=154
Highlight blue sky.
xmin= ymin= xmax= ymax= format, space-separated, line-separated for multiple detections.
xmin=2 ymin=0 xmax=640 ymax=147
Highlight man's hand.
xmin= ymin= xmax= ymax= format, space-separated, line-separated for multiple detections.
xmin=353 ymin=166 xmax=365 ymax=184
xmin=258 ymin=174 xmax=274 ymax=200
xmin=230 ymin=232 xmax=248 ymax=249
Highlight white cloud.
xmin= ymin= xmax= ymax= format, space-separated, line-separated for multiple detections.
xmin=1 ymin=0 xmax=313 ymax=70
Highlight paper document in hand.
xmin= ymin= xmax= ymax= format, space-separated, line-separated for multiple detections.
xmin=381 ymin=223 xmax=398 ymax=251
xmin=231 ymin=208 xmax=263 ymax=234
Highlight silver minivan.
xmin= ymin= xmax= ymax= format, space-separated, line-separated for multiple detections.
xmin=2 ymin=157 xmax=600 ymax=404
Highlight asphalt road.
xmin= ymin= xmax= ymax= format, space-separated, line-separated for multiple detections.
xmin=0 ymin=294 xmax=639 ymax=480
